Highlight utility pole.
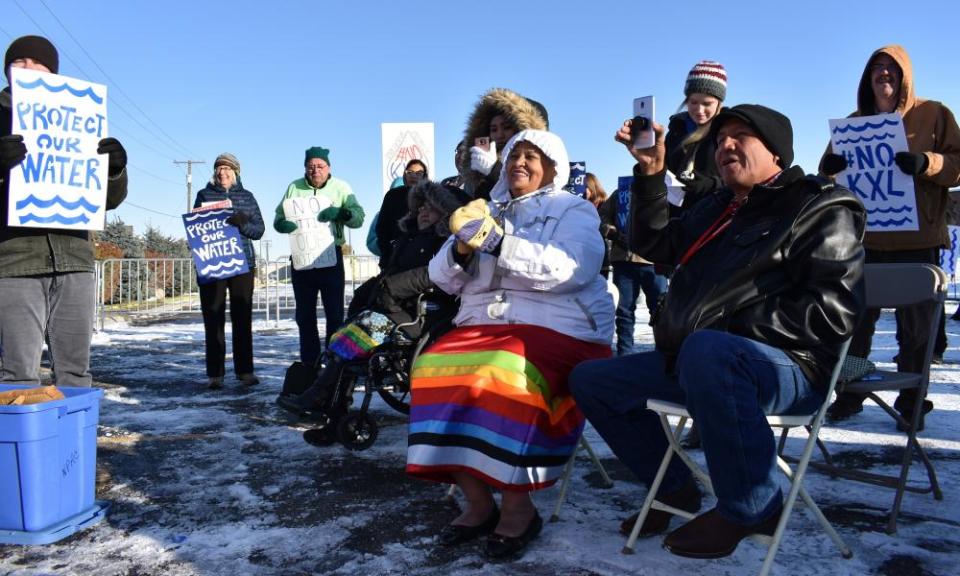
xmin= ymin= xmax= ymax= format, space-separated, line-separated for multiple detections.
xmin=174 ymin=160 xmax=206 ymax=212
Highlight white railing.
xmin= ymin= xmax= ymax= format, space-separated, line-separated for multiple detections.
xmin=94 ymin=255 xmax=380 ymax=329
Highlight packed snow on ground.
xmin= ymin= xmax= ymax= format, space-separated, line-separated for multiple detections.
xmin=1 ymin=305 xmax=959 ymax=576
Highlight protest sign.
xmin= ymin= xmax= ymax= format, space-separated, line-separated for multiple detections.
xmin=381 ymin=123 xmax=434 ymax=194
xmin=565 ymin=161 xmax=587 ymax=197
xmin=940 ymin=225 xmax=960 ymax=278
xmin=7 ymin=68 xmax=109 ymax=230
xmin=183 ymin=209 xmax=249 ymax=284
xmin=829 ymin=113 xmax=917 ymax=232
xmin=283 ymin=196 xmax=337 ymax=270
xmin=616 ymin=176 xmax=633 ymax=233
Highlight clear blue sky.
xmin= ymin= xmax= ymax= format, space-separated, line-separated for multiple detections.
xmin=3 ymin=0 xmax=958 ymax=259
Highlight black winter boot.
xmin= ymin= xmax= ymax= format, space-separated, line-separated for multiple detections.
xmin=277 ymin=357 xmax=343 ymax=416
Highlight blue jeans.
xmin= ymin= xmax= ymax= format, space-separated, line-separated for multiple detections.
xmin=612 ymin=261 xmax=667 ymax=356
xmin=570 ymin=329 xmax=823 ymax=525
xmin=292 ymin=247 xmax=345 ymax=365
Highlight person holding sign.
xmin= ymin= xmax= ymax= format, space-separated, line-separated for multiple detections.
xmin=821 ymin=45 xmax=960 ymax=428
xmin=274 ymin=146 xmax=364 ymax=367
xmin=665 ymin=60 xmax=727 ymax=211
xmin=193 ymin=153 xmax=264 ymax=389
xmin=569 ymin=105 xmax=864 ymax=559
xmin=0 ymin=35 xmax=127 ymax=388
xmin=406 ymin=130 xmax=614 ymax=559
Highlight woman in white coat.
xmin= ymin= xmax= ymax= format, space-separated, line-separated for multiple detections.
xmin=405 ymin=129 xmax=614 ymax=559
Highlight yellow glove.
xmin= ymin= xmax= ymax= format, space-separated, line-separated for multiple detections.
xmin=448 ymin=199 xmax=504 ymax=253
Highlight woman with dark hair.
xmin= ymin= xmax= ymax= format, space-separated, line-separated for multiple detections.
xmin=407 ymin=130 xmax=614 ymax=559
xmin=375 ymin=159 xmax=430 ymax=266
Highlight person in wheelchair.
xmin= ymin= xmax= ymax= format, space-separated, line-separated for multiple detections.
xmin=277 ymin=180 xmax=469 ymax=443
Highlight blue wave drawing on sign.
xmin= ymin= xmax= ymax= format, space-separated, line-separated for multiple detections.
xmin=834 ymin=132 xmax=896 ymax=145
xmin=207 ymin=267 xmax=245 ymax=278
xmin=832 ymin=118 xmax=900 ymax=134
xmin=199 ymin=258 xmax=246 ymax=275
xmin=184 ymin=209 xmax=230 ymax=222
xmin=15 ymin=194 xmax=100 ymax=213
xmin=867 ymin=217 xmax=913 ymax=227
xmin=16 ymin=77 xmax=104 ymax=104
xmin=19 ymin=212 xmax=91 ymax=225
xmin=866 ymin=205 xmax=913 ymax=214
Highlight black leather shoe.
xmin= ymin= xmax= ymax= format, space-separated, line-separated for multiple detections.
xmin=483 ymin=511 xmax=543 ymax=560
xmin=663 ymin=507 xmax=780 ymax=559
xmin=303 ymin=426 xmax=337 ymax=447
xmin=277 ymin=383 xmax=329 ymax=416
xmin=826 ymin=397 xmax=863 ymax=421
xmin=438 ymin=506 xmax=500 ymax=547
xmin=895 ymin=398 xmax=933 ymax=432
xmin=620 ymin=477 xmax=702 ymax=536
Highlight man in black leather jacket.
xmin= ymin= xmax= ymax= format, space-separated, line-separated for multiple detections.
xmin=570 ymin=104 xmax=865 ymax=560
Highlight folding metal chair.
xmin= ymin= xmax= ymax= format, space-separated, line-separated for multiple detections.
xmin=800 ymin=263 xmax=946 ymax=534
xmin=624 ymin=340 xmax=852 ymax=576
xmin=549 ymin=435 xmax=613 ymax=522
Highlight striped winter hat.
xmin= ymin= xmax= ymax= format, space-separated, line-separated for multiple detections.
xmin=684 ymin=60 xmax=727 ymax=101
xmin=214 ymin=153 xmax=241 ymax=174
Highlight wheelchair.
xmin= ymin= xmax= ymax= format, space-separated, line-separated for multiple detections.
xmin=282 ymin=292 xmax=452 ymax=451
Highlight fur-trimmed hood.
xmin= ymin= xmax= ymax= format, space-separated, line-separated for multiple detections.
xmin=398 ymin=180 xmax=471 ymax=237
xmin=464 ymin=88 xmax=549 ymax=147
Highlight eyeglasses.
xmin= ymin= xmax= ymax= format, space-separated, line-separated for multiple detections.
xmin=869 ymin=61 xmax=897 ymax=73
xmin=306 ymin=164 xmax=328 ymax=172
xmin=404 ymin=169 xmax=425 ymax=176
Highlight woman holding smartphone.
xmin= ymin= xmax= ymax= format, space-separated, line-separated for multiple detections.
xmin=664 ymin=60 xmax=728 ymax=211
xmin=461 ymin=88 xmax=549 ymax=200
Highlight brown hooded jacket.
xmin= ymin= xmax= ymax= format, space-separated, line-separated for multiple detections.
xmin=824 ymin=45 xmax=960 ymax=251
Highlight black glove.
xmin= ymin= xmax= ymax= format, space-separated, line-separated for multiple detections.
xmin=97 ymin=137 xmax=127 ymax=177
xmin=820 ymin=153 xmax=848 ymax=176
xmin=226 ymin=211 xmax=250 ymax=227
xmin=318 ymin=206 xmax=352 ymax=223
xmin=0 ymin=135 xmax=27 ymax=170
xmin=894 ymin=152 xmax=928 ymax=176
xmin=680 ymin=173 xmax=720 ymax=198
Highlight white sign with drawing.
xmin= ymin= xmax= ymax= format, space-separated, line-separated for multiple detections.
xmin=381 ymin=122 xmax=434 ymax=194
xmin=828 ymin=112 xmax=917 ymax=232
xmin=7 ymin=68 xmax=109 ymax=230
xmin=283 ymin=196 xmax=336 ymax=270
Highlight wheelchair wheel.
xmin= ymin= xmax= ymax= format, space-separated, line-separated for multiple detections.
xmin=377 ymin=384 xmax=410 ymax=414
xmin=337 ymin=412 xmax=379 ymax=451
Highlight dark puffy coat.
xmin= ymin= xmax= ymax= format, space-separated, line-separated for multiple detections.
xmin=630 ymin=165 xmax=866 ymax=392
xmin=374 ymin=184 xmax=411 ymax=266
xmin=351 ymin=181 xmax=469 ymax=331
xmin=664 ymin=112 xmax=722 ymax=211
xmin=193 ymin=180 xmax=264 ymax=266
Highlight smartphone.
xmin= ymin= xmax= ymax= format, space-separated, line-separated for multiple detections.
xmin=474 ymin=136 xmax=491 ymax=151
xmin=632 ymin=96 xmax=656 ymax=149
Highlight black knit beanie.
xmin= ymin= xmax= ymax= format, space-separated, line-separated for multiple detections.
xmin=4 ymin=35 xmax=59 ymax=76
xmin=708 ymin=104 xmax=794 ymax=168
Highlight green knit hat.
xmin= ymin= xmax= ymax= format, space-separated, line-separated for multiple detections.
xmin=305 ymin=146 xmax=330 ymax=165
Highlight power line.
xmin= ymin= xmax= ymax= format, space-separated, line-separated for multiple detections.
xmin=36 ymin=0 xmax=198 ymax=159
xmin=10 ymin=0 xmax=190 ymax=161
xmin=128 ymin=163 xmax=184 ymax=186
xmin=121 ymin=201 xmax=181 ymax=219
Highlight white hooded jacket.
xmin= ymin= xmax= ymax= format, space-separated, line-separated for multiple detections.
xmin=428 ymin=130 xmax=615 ymax=345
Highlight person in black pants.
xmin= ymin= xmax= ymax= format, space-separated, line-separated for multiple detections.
xmin=195 ymin=153 xmax=265 ymax=389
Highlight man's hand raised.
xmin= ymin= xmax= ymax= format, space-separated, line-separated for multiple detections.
xmin=615 ymin=118 xmax=666 ymax=176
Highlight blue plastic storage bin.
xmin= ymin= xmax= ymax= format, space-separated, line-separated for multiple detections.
xmin=0 ymin=385 xmax=109 ymax=544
